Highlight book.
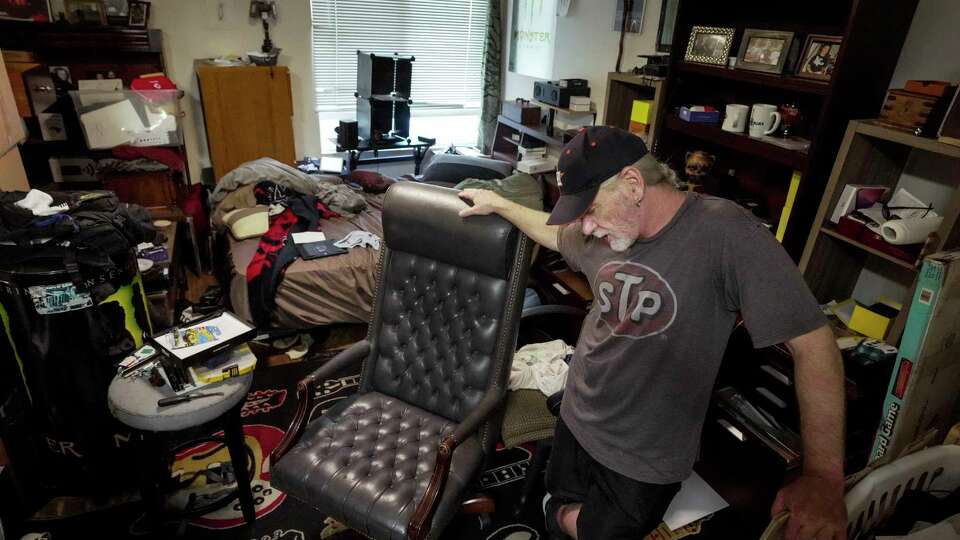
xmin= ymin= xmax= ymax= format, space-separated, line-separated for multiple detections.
xmin=296 ymin=239 xmax=348 ymax=260
xmin=829 ymin=184 xmax=888 ymax=224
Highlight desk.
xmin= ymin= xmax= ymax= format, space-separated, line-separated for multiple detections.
xmin=338 ymin=136 xmax=436 ymax=174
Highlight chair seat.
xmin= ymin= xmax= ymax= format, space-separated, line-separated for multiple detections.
xmin=272 ymin=391 xmax=483 ymax=540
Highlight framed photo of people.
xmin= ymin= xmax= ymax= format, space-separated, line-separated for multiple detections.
xmin=796 ymin=34 xmax=842 ymax=81
xmin=736 ymin=29 xmax=795 ymax=74
xmin=683 ymin=26 xmax=736 ymax=66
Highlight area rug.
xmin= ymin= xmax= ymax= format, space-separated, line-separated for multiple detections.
xmin=25 ymin=351 xmax=549 ymax=540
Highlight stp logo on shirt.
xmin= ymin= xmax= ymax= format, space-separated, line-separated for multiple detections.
xmin=595 ymin=261 xmax=677 ymax=339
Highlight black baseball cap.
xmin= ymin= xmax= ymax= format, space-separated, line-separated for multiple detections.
xmin=547 ymin=126 xmax=651 ymax=225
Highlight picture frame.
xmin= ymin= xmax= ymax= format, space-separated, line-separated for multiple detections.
xmin=102 ymin=0 xmax=127 ymax=24
xmin=613 ymin=0 xmax=645 ymax=33
xmin=795 ymin=34 xmax=843 ymax=81
xmin=655 ymin=0 xmax=680 ymax=53
xmin=0 ymin=0 xmax=52 ymax=22
xmin=683 ymin=26 xmax=736 ymax=66
xmin=736 ymin=29 xmax=794 ymax=74
xmin=64 ymin=0 xmax=105 ymax=24
xmin=127 ymin=0 xmax=149 ymax=27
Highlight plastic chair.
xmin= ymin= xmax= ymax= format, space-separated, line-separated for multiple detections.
xmin=760 ymin=445 xmax=960 ymax=540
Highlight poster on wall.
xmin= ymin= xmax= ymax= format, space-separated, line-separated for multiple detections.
xmin=613 ymin=0 xmax=645 ymax=33
xmin=508 ymin=0 xmax=558 ymax=80
xmin=0 ymin=0 xmax=52 ymax=21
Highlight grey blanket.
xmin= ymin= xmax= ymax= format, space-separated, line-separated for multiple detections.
xmin=211 ymin=157 xmax=367 ymax=215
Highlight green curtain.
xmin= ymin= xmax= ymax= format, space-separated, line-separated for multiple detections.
xmin=478 ymin=0 xmax=503 ymax=152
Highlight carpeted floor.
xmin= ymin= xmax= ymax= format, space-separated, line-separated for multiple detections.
xmin=21 ymin=347 xmax=746 ymax=540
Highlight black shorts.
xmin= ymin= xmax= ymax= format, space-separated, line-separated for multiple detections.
xmin=546 ymin=418 xmax=681 ymax=539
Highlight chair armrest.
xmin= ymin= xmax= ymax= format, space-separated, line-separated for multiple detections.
xmin=270 ymin=340 xmax=371 ymax=463
xmin=407 ymin=392 xmax=503 ymax=540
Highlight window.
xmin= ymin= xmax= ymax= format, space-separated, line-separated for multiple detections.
xmin=311 ymin=0 xmax=489 ymax=150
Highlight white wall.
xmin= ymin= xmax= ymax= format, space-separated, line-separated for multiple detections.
xmin=889 ymin=0 xmax=960 ymax=87
xmin=503 ymin=0 xmax=662 ymax=121
xmin=151 ymin=0 xmax=318 ymax=182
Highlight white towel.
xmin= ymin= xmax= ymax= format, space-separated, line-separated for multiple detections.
xmin=334 ymin=231 xmax=381 ymax=250
xmin=14 ymin=189 xmax=68 ymax=216
xmin=509 ymin=339 xmax=573 ymax=396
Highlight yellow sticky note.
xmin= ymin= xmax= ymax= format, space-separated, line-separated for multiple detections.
xmin=631 ymin=100 xmax=652 ymax=123
xmin=849 ymin=305 xmax=892 ymax=340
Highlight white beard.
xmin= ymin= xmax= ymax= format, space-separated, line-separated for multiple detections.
xmin=608 ymin=236 xmax=633 ymax=252
xmin=592 ymin=229 xmax=634 ymax=252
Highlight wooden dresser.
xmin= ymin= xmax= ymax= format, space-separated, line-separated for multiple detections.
xmin=195 ymin=64 xmax=295 ymax=181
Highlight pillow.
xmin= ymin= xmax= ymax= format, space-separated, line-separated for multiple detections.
xmin=420 ymin=153 xmax=513 ymax=186
xmin=223 ymin=207 xmax=269 ymax=240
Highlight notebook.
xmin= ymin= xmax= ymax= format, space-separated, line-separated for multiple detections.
xmin=296 ymin=240 xmax=348 ymax=260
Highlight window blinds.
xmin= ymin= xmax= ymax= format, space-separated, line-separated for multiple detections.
xmin=310 ymin=0 xmax=489 ymax=113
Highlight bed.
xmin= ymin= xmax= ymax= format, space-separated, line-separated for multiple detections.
xmin=224 ymin=193 xmax=385 ymax=329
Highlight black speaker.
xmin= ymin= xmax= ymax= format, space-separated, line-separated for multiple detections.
xmin=357 ymin=97 xmax=410 ymax=142
xmin=533 ymin=80 xmax=590 ymax=109
xmin=336 ymin=120 xmax=358 ymax=150
xmin=357 ymin=51 xmax=414 ymax=98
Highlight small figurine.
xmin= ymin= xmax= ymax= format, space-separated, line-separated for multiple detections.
xmin=683 ymin=150 xmax=717 ymax=192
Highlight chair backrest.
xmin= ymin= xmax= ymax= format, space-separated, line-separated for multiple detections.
xmin=360 ymin=182 xmax=532 ymax=443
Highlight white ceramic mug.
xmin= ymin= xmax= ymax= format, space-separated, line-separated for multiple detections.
xmin=722 ymin=104 xmax=749 ymax=133
xmin=749 ymin=104 xmax=781 ymax=137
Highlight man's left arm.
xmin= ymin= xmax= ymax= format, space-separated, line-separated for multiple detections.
xmin=773 ymin=324 xmax=848 ymax=540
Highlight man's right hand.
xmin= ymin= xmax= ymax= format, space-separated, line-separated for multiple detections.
xmin=459 ymin=189 xmax=508 ymax=217
xmin=457 ymin=188 xmax=561 ymax=251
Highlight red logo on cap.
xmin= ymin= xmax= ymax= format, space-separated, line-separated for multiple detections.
xmin=595 ymin=261 xmax=677 ymax=339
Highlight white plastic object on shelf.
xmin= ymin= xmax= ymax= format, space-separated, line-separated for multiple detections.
xmin=845 ymin=444 xmax=960 ymax=539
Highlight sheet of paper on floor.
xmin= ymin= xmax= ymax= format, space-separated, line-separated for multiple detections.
xmin=662 ymin=471 xmax=729 ymax=531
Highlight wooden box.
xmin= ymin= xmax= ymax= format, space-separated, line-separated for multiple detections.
xmin=878 ymin=89 xmax=954 ymax=136
xmin=502 ymin=99 xmax=541 ymax=126
xmin=904 ymin=80 xmax=955 ymax=98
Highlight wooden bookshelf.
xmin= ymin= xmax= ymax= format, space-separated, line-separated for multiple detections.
xmin=677 ymin=62 xmax=831 ymax=96
xmin=658 ymin=0 xmax=920 ymax=259
xmin=665 ymin=115 xmax=809 ymax=170
xmin=800 ymin=120 xmax=960 ymax=344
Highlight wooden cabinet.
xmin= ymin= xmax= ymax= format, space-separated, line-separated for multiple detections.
xmin=196 ymin=64 xmax=295 ymax=182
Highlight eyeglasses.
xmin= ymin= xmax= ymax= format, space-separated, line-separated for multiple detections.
xmin=881 ymin=202 xmax=933 ymax=220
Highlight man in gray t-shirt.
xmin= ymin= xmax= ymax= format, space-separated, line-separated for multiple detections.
xmin=460 ymin=127 xmax=847 ymax=540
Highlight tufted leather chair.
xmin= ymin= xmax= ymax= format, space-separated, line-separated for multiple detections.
xmin=270 ymin=182 xmax=533 ymax=540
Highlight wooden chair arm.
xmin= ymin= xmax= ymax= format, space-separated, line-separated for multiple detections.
xmin=270 ymin=340 xmax=371 ymax=463
xmin=407 ymin=436 xmax=456 ymax=540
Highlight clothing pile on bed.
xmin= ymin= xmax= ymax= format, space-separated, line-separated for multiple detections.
xmin=211 ymin=158 xmax=372 ymax=327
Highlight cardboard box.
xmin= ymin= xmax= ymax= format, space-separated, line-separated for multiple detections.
xmin=870 ymin=250 xmax=960 ymax=464
xmin=631 ymin=100 xmax=652 ymax=124
xmin=679 ymin=106 xmax=720 ymax=124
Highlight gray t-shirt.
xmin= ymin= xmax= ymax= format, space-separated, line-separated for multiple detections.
xmin=557 ymin=193 xmax=826 ymax=484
